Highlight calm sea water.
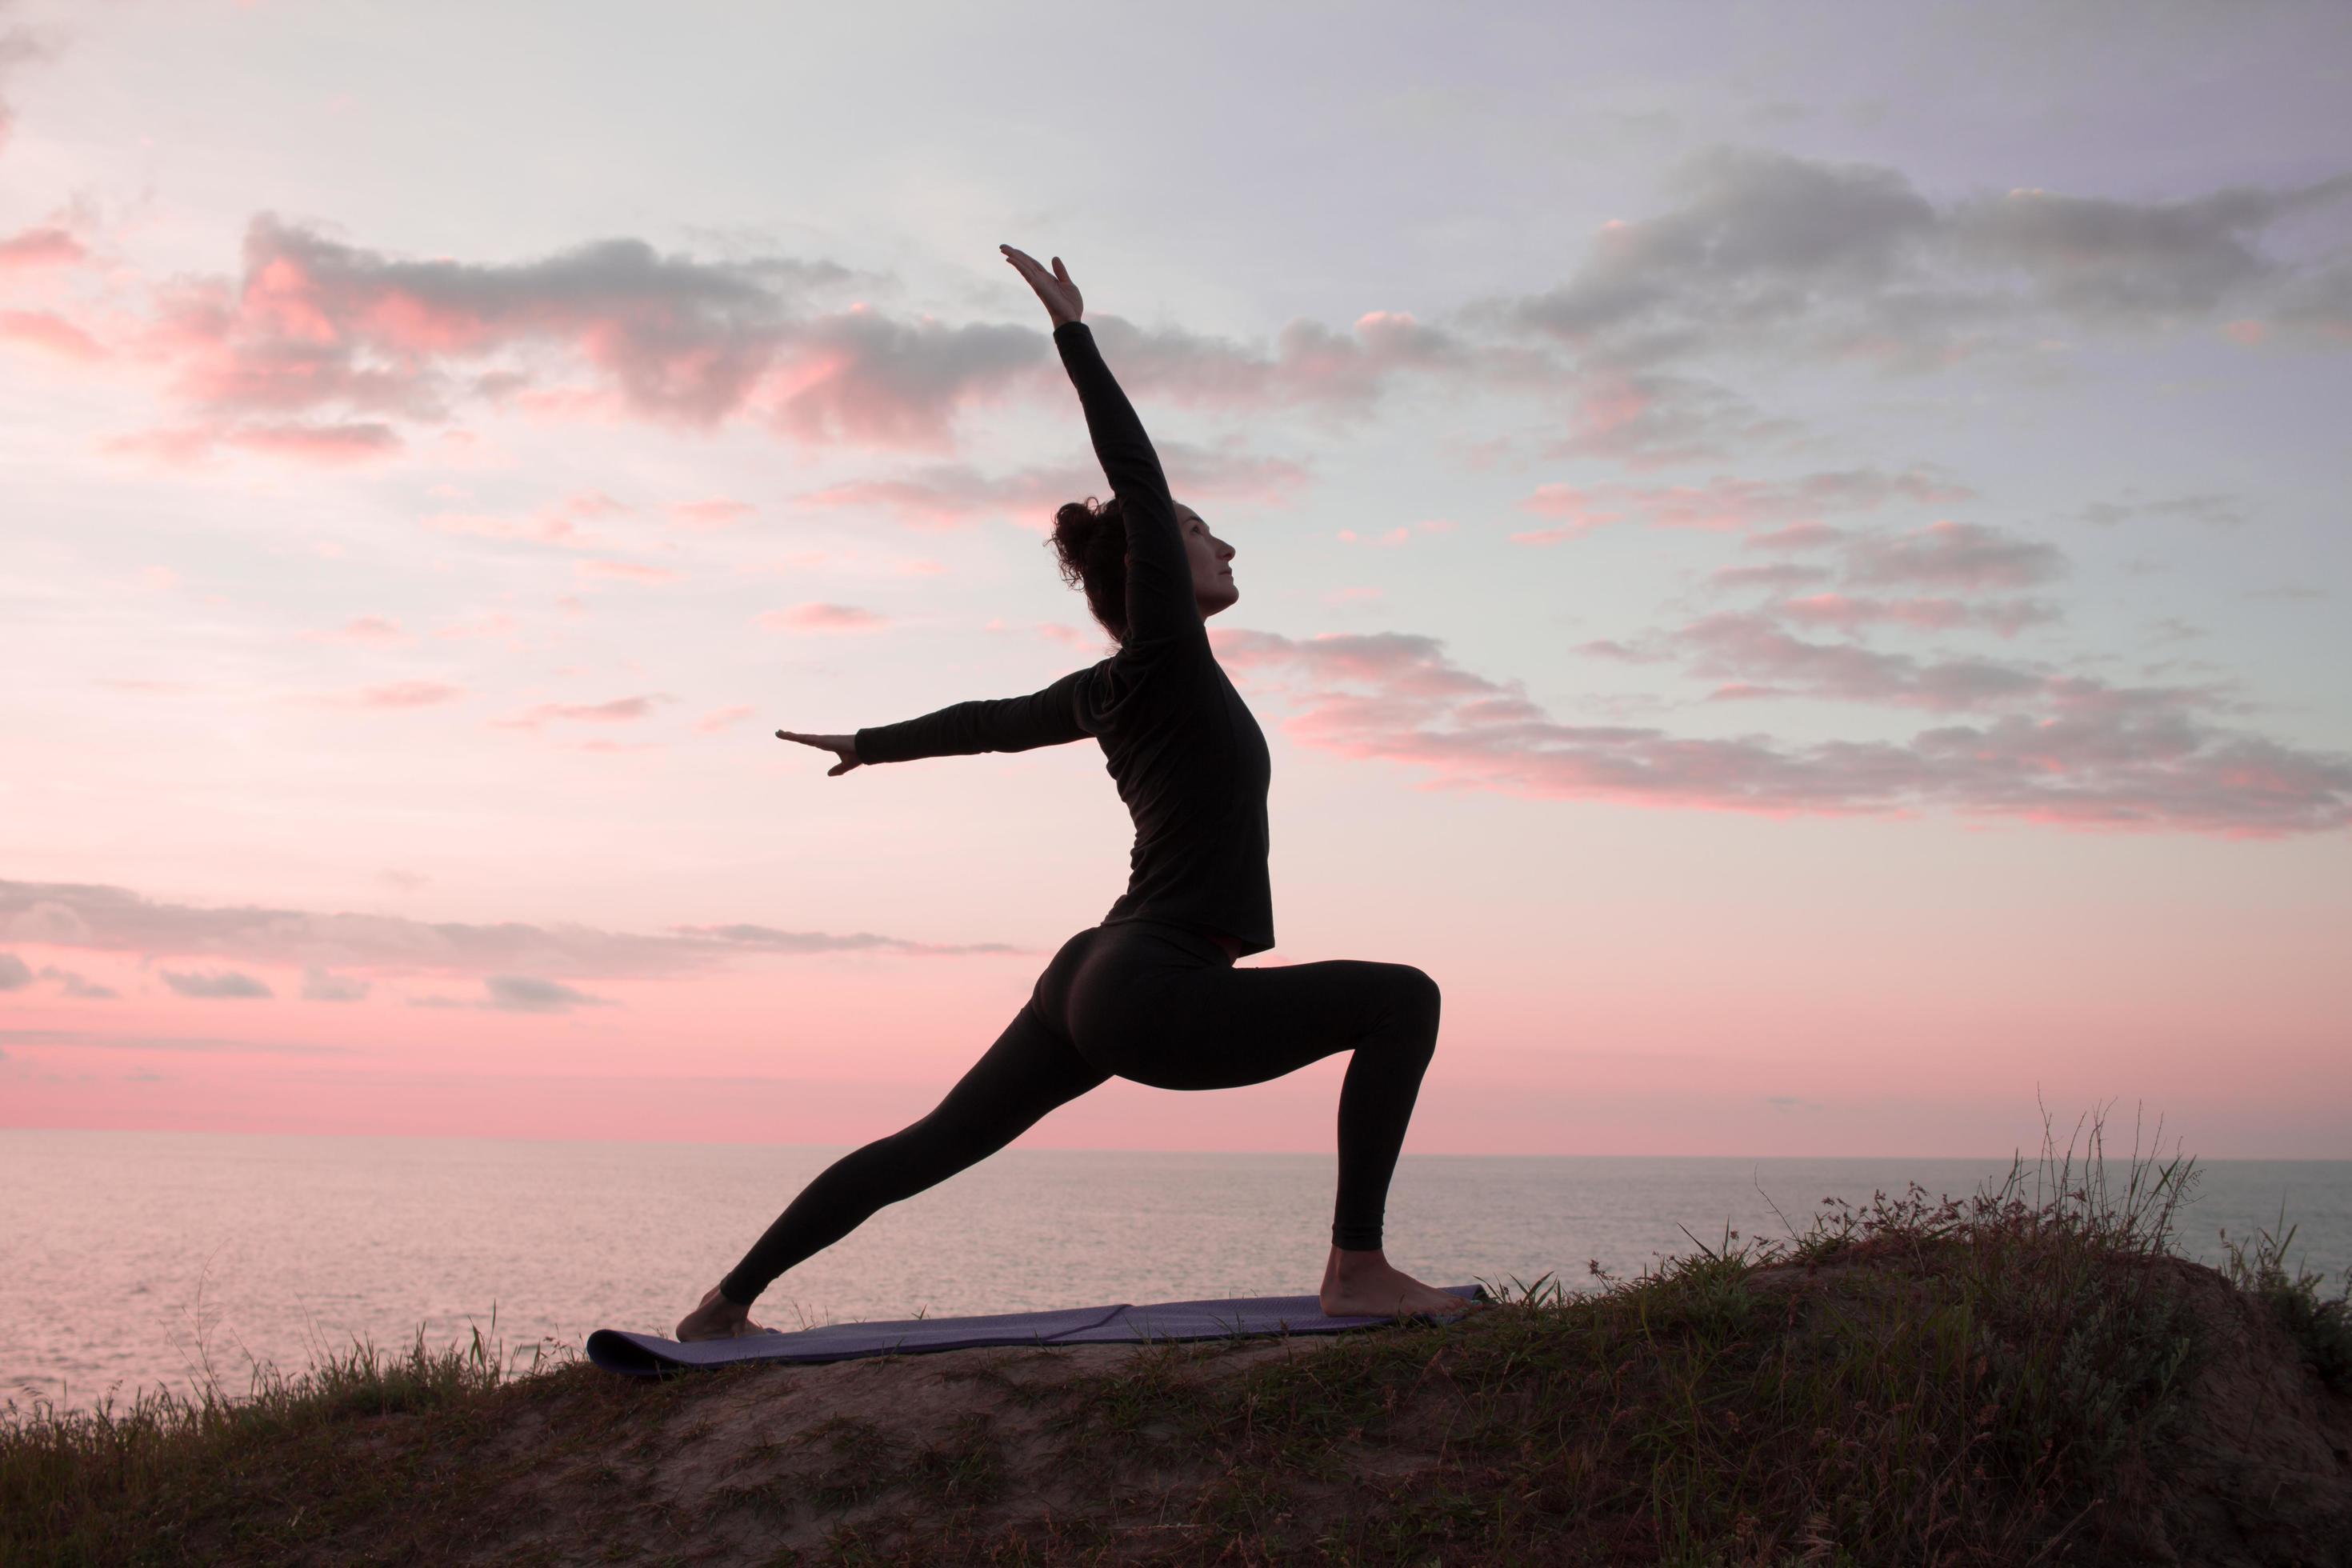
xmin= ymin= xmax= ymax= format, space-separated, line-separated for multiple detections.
xmin=5 ymin=1130 xmax=2346 ymax=1417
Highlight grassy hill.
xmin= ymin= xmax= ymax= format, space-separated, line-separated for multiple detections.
xmin=8 ymin=1121 xmax=2349 ymax=1566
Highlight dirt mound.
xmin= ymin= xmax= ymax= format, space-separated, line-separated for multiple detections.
xmin=98 ymin=1247 xmax=2352 ymax=1564
xmin=2130 ymin=1256 xmax=2352 ymax=1566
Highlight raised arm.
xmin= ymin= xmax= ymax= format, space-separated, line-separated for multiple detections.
xmin=1050 ymin=321 xmax=1198 ymax=651
xmin=851 ymin=665 xmax=1098 ymax=765
xmin=1000 ymin=246 xmax=1199 ymax=654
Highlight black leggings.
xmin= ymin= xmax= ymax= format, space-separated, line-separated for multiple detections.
xmin=718 ymin=918 xmax=1442 ymax=1307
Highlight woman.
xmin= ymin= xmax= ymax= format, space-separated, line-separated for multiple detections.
xmin=675 ymin=246 xmax=1472 ymax=1341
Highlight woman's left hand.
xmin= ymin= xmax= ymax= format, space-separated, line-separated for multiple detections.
xmin=1001 ymin=245 xmax=1083 ymax=326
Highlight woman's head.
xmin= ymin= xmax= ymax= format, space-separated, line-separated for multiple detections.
xmin=1048 ymin=497 xmax=1237 ymax=644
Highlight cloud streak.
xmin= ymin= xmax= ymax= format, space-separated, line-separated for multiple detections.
xmin=160 ymin=968 xmax=274 ymax=999
xmin=0 ymin=878 xmax=1037 ymax=982
xmin=1469 ymin=144 xmax=2352 ymax=374
xmin=1214 ymin=624 xmax=2352 ymax=838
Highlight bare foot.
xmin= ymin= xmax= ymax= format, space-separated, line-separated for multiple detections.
xmin=1319 ymin=1253 xmax=1486 ymax=1320
xmin=674 ymin=1284 xmax=780 ymax=1342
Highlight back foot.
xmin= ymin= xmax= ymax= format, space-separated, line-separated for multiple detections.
xmin=675 ymin=1283 xmax=780 ymax=1342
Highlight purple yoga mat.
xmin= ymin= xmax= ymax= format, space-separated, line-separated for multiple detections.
xmin=585 ymin=1283 xmax=1489 ymax=1378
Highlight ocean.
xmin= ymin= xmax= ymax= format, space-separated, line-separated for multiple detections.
xmin=5 ymin=1130 xmax=2346 ymax=1417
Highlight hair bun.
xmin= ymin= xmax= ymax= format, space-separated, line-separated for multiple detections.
xmin=1046 ymin=495 xmax=1131 ymax=644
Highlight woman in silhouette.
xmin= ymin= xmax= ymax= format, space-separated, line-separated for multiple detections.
xmin=676 ymin=246 xmax=1470 ymax=1341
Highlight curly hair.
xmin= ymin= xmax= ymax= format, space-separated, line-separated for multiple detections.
xmin=1046 ymin=494 xmax=1130 ymax=645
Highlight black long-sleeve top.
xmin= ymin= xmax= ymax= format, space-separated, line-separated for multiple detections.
xmin=853 ymin=319 xmax=1275 ymax=957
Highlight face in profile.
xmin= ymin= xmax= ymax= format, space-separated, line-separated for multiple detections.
xmin=1178 ymin=503 xmax=1238 ymax=618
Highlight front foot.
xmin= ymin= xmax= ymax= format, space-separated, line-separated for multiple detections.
xmin=1319 ymin=1252 xmax=1485 ymax=1321
xmin=675 ymin=1284 xmax=777 ymax=1342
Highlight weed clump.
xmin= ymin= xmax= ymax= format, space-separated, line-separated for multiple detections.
xmin=2222 ymin=1211 xmax=2352 ymax=1391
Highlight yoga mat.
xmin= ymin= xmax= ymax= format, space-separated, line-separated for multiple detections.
xmin=586 ymin=1283 xmax=1490 ymax=1378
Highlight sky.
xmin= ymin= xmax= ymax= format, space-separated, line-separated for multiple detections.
xmin=2 ymin=0 xmax=2347 ymax=1158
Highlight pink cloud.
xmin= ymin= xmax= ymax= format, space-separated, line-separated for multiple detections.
xmin=307 ymin=615 xmax=409 ymax=644
xmin=1532 ymin=366 xmax=1805 ymax=470
xmin=0 ymin=308 xmax=102 ymax=361
xmin=670 ymin=497 xmax=756 ymax=529
xmin=1028 ymin=622 xmax=1102 ymax=650
xmin=1209 ymin=625 xmax=2352 ymax=838
xmin=1512 ymin=484 xmax=1622 ymax=543
xmin=494 ymin=694 xmax=666 ymax=730
xmin=228 ymin=422 xmax=402 ymax=463
xmin=694 ymin=705 xmax=755 ymax=733
xmin=1518 ymin=468 xmax=1970 ymax=545
xmin=353 ymin=681 xmax=462 ymax=709
xmin=423 ymin=492 xmax=626 ymax=550
xmin=757 ymin=603 xmax=887 ymax=633
xmin=105 ymin=420 xmax=403 ymax=466
xmin=1772 ymin=592 xmax=2062 ymax=639
xmin=434 ymin=613 xmax=517 ymax=640
xmin=0 ymin=225 xmax=86 ymax=269
xmin=793 ymin=476 xmax=996 ymax=531
xmin=118 ymin=217 xmax=1052 ymax=455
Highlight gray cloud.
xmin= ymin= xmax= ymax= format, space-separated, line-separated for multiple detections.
xmin=102 ymin=143 xmax=2352 ymax=485
xmin=674 ymin=923 xmax=1026 ymax=958
xmin=149 ymin=212 xmax=1498 ymax=459
xmin=2077 ymin=491 xmax=2250 ymax=530
xmin=1214 ymin=624 xmax=2352 ymax=837
xmin=37 ymin=965 xmax=115 ymax=999
xmin=1709 ymin=562 xmax=1836 ymax=591
xmin=794 ymin=441 xmax=1315 ymax=532
xmin=414 ymin=975 xmax=614 ymax=1012
xmin=1944 ymin=179 xmax=2352 ymax=324
xmin=1672 ymin=610 xmax=2075 ymax=710
xmin=1071 ymin=309 xmax=1480 ymax=421
xmin=1467 ymin=144 xmax=2352 ymax=373
xmin=1517 ymin=466 xmax=1972 ymax=542
xmin=0 ymin=1029 xmax=350 ymax=1056
xmin=301 ymin=966 xmax=370 ymax=1002
xmin=486 ymin=974 xmax=608 ymax=1012
xmin=1744 ymin=522 xmax=1846 ymax=553
xmin=160 ymin=968 xmax=274 ymax=999
xmin=148 ymin=214 xmax=1037 ymax=450
xmin=0 ymin=879 xmax=711 ymax=976
xmin=1842 ymin=520 xmax=2068 ymax=590
xmin=1765 ymin=593 xmax=2064 ymax=640
xmin=1539 ymin=365 xmax=1804 ymax=471
xmin=0 ymin=878 xmax=1030 ymax=979
xmin=0 ymin=951 xmax=117 ymax=998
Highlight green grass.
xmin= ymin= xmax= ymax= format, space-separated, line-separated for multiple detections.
xmin=5 ymin=1103 xmax=2345 ymax=1565
xmin=2218 ymin=1206 xmax=2352 ymax=1392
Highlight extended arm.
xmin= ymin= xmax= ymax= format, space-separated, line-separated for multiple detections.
xmin=1052 ymin=320 xmax=1199 ymax=650
xmin=852 ymin=665 xmax=1098 ymax=764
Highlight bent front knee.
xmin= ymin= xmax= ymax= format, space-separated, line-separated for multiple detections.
xmin=1388 ymin=964 xmax=1442 ymax=1038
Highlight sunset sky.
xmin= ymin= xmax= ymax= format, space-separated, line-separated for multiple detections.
xmin=3 ymin=0 xmax=2347 ymax=1158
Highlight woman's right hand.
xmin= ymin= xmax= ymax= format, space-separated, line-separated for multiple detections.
xmin=1000 ymin=245 xmax=1083 ymax=326
xmin=776 ymin=730 xmax=862 ymax=776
